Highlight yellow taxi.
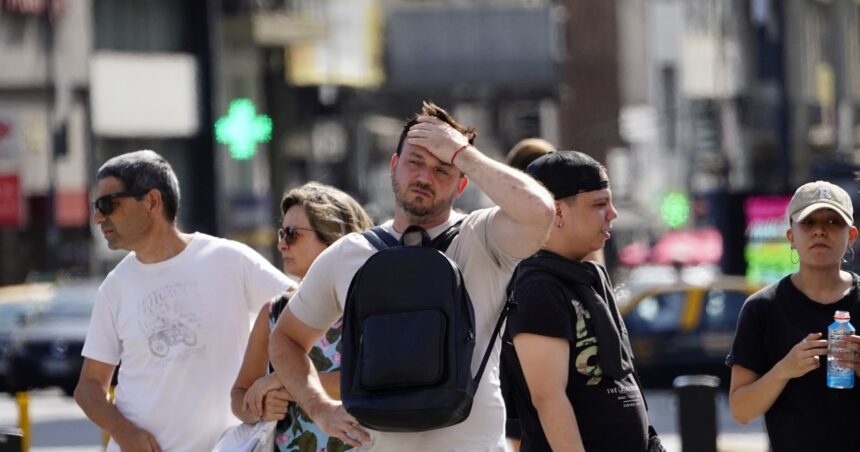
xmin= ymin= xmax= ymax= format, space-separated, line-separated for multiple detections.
xmin=618 ymin=276 xmax=763 ymax=388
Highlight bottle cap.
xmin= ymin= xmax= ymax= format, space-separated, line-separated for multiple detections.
xmin=835 ymin=310 xmax=851 ymax=320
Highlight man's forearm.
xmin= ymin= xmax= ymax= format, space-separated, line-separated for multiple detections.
xmin=270 ymin=330 xmax=332 ymax=418
xmin=75 ymin=381 xmax=136 ymax=439
xmin=319 ymin=371 xmax=341 ymax=400
xmin=455 ymin=147 xmax=554 ymax=225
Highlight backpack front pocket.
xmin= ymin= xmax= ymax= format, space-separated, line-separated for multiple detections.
xmin=359 ymin=309 xmax=446 ymax=391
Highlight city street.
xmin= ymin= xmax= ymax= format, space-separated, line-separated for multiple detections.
xmin=0 ymin=389 xmax=102 ymax=451
xmin=0 ymin=387 xmax=768 ymax=452
xmin=0 ymin=0 xmax=854 ymax=450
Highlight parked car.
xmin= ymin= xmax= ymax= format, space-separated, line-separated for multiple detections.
xmin=618 ymin=276 xmax=762 ymax=388
xmin=5 ymin=280 xmax=100 ymax=396
xmin=0 ymin=282 xmax=53 ymax=393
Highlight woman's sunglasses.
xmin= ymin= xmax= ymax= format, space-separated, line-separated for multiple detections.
xmin=277 ymin=225 xmax=315 ymax=246
xmin=92 ymin=189 xmax=150 ymax=216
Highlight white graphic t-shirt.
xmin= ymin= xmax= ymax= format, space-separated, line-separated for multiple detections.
xmin=82 ymin=233 xmax=294 ymax=452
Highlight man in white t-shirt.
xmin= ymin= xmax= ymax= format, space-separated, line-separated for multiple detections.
xmin=270 ymin=102 xmax=555 ymax=451
xmin=75 ymin=150 xmax=294 ymax=452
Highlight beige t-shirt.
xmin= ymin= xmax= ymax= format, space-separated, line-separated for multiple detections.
xmin=289 ymin=207 xmax=519 ymax=451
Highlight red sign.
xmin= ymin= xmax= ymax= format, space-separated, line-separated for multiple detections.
xmin=1 ymin=0 xmax=65 ymax=16
xmin=55 ymin=189 xmax=89 ymax=227
xmin=619 ymin=227 xmax=724 ymax=267
xmin=0 ymin=174 xmax=21 ymax=227
xmin=650 ymin=228 xmax=723 ymax=265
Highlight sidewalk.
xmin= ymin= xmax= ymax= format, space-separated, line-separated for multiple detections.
xmin=657 ymin=433 xmax=769 ymax=452
xmin=0 ymin=390 xmax=103 ymax=451
xmin=4 ymin=388 xmax=769 ymax=452
xmin=643 ymin=388 xmax=769 ymax=452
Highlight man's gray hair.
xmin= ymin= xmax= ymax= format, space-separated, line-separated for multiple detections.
xmin=96 ymin=150 xmax=181 ymax=222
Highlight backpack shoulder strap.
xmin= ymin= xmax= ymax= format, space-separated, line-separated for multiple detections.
xmin=362 ymin=226 xmax=399 ymax=250
xmin=269 ymin=292 xmax=291 ymax=324
xmin=363 ymin=219 xmax=464 ymax=251
xmin=267 ymin=291 xmax=292 ymax=374
xmin=431 ymin=218 xmax=465 ymax=252
xmin=473 ymin=266 xmax=519 ymax=386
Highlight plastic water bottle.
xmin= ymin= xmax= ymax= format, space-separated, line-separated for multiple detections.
xmin=827 ymin=310 xmax=855 ymax=389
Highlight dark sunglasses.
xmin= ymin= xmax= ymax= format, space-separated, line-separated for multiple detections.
xmin=92 ymin=189 xmax=150 ymax=216
xmin=277 ymin=225 xmax=315 ymax=245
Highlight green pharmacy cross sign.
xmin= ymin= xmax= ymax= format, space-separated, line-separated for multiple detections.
xmin=215 ymin=98 xmax=273 ymax=160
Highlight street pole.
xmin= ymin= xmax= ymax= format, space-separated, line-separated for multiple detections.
xmin=43 ymin=7 xmax=60 ymax=277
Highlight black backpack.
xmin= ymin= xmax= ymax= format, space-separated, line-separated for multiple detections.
xmin=340 ymin=221 xmax=513 ymax=432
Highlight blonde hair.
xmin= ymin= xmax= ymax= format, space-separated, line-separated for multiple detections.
xmin=280 ymin=182 xmax=373 ymax=245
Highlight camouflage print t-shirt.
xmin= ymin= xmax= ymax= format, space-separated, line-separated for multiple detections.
xmin=506 ymin=278 xmax=649 ymax=451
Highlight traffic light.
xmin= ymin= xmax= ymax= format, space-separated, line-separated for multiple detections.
xmin=661 ymin=192 xmax=690 ymax=229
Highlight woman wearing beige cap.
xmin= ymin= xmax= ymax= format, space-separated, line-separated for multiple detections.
xmin=726 ymin=180 xmax=860 ymax=451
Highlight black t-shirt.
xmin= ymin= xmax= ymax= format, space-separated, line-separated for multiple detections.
xmin=727 ymin=274 xmax=860 ymax=452
xmin=507 ymin=277 xmax=649 ymax=452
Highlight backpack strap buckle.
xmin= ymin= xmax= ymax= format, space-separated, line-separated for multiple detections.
xmin=401 ymin=225 xmax=431 ymax=247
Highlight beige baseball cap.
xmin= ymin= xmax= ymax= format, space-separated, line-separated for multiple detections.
xmin=787 ymin=181 xmax=854 ymax=225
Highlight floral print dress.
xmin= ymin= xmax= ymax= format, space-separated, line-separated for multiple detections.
xmin=272 ymin=314 xmax=351 ymax=452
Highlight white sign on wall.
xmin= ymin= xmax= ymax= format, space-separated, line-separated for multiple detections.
xmin=286 ymin=0 xmax=383 ymax=88
xmin=91 ymin=52 xmax=199 ymax=137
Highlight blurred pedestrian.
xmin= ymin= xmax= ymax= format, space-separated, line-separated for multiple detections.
xmin=506 ymin=151 xmax=652 ymax=451
xmin=75 ymin=150 xmax=293 ymax=452
xmin=230 ymin=182 xmax=372 ymax=451
xmin=505 ymin=138 xmax=556 ymax=172
xmin=268 ymin=101 xmax=555 ymax=450
xmin=727 ymin=180 xmax=860 ymax=451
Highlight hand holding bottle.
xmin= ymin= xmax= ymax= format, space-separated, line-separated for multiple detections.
xmin=834 ymin=333 xmax=860 ymax=376
xmin=776 ymin=332 xmax=828 ymax=380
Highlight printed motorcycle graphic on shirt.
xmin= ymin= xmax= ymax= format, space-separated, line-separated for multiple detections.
xmin=147 ymin=321 xmax=197 ymax=357
xmin=137 ymin=282 xmax=201 ymax=358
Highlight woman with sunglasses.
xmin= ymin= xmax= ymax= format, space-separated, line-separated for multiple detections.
xmin=727 ymin=180 xmax=860 ymax=451
xmin=230 ymin=182 xmax=373 ymax=451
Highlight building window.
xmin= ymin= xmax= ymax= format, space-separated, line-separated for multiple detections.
xmin=802 ymin=1 xmax=835 ymax=104
xmin=850 ymin=4 xmax=860 ymax=101
xmin=94 ymin=0 xmax=184 ymax=52
xmin=661 ymin=65 xmax=677 ymax=150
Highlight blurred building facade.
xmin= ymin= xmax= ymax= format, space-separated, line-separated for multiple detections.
xmin=222 ymin=0 xmax=569 ymax=249
xmin=0 ymin=0 xmax=92 ymax=283
xmin=614 ymin=0 xmax=860 ymax=279
xmin=1 ymin=0 xmax=242 ymax=281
